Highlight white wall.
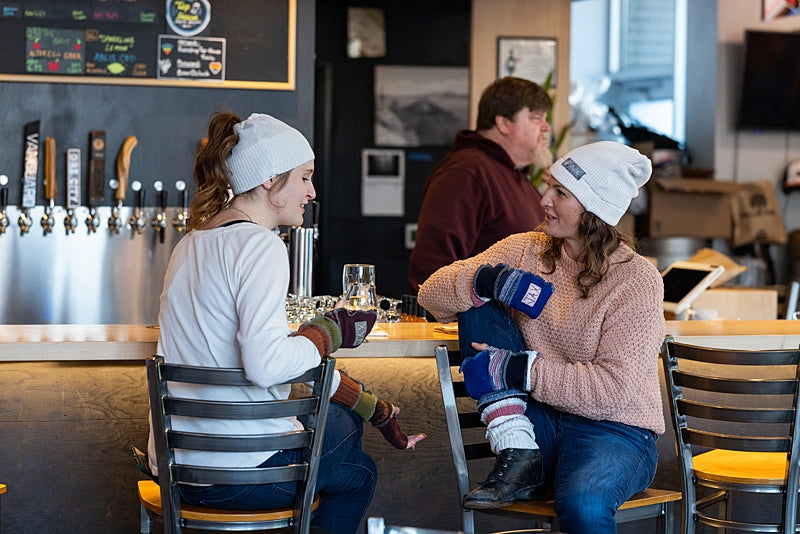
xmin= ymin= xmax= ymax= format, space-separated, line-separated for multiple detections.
xmin=570 ymin=0 xmax=608 ymax=80
xmin=715 ymin=1 xmax=800 ymax=237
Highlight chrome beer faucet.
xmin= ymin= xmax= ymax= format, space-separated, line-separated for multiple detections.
xmin=127 ymin=181 xmax=146 ymax=235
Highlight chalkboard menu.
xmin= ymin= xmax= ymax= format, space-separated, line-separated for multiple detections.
xmin=0 ymin=0 xmax=295 ymax=89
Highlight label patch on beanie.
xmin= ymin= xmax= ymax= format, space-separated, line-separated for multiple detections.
xmin=561 ymin=158 xmax=586 ymax=180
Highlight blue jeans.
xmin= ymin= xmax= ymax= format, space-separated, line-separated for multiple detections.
xmin=178 ymin=403 xmax=377 ymax=534
xmin=458 ymin=302 xmax=658 ymax=534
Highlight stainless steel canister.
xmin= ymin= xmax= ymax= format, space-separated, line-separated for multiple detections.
xmin=289 ymin=226 xmax=315 ymax=296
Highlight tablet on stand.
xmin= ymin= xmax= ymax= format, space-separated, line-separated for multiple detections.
xmin=662 ymin=261 xmax=725 ymax=318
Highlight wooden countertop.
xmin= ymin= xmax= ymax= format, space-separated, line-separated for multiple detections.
xmin=0 ymin=322 xmax=460 ymax=361
xmin=1 ymin=320 xmax=799 ymax=361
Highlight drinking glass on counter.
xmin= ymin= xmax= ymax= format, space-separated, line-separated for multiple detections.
xmin=342 ymin=263 xmax=378 ymax=310
xmin=285 ymin=293 xmax=401 ymax=324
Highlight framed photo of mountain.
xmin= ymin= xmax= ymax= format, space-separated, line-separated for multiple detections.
xmin=374 ymin=65 xmax=469 ymax=147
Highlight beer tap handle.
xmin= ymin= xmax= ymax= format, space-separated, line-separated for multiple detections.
xmin=116 ymin=136 xmax=137 ymax=204
xmin=44 ymin=137 xmax=57 ymax=200
xmin=150 ymin=180 xmax=167 ymax=243
xmin=19 ymin=121 xmax=39 ymax=236
xmin=110 ymin=135 xmax=136 ymax=234
xmin=41 ymin=136 xmax=56 ymax=235
xmin=64 ymin=148 xmax=80 ymax=235
xmin=127 ymin=181 xmax=145 ymax=235
xmin=0 ymin=181 xmax=8 ymax=210
xmin=172 ymin=180 xmax=188 ymax=233
xmin=107 ymin=177 xmax=122 ymax=234
xmin=86 ymin=131 xmax=106 ymax=234
xmin=0 ymin=175 xmax=8 ymax=235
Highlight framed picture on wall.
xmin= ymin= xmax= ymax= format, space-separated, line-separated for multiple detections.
xmin=763 ymin=0 xmax=800 ymax=21
xmin=347 ymin=7 xmax=386 ymax=58
xmin=497 ymin=36 xmax=557 ymax=87
xmin=374 ymin=65 xmax=469 ymax=147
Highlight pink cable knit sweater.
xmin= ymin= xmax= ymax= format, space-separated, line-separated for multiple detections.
xmin=418 ymin=231 xmax=666 ymax=435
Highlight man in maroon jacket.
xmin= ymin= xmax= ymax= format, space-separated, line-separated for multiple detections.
xmin=409 ymin=77 xmax=553 ymax=294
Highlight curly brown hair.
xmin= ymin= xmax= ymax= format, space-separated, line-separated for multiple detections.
xmin=539 ymin=211 xmax=635 ymax=298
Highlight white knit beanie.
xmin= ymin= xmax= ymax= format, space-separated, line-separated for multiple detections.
xmin=225 ymin=113 xmax=314 ymax=195
xmin=549 ymin=141 xmax=651 ymax=226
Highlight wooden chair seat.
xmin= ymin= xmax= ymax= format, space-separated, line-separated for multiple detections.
xmin=501 ymin=487 xmax=682 ymax=516
xmin=138 ymin=479 xmax=321 ymax=523
xmin=693 ymin=450 xmax=789 ymax=485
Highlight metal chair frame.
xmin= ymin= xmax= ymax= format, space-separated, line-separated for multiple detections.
xmin=435 ymin=344 xmax=680 ymax=534
xmin=140 ymin=354 xmax=336 ymax=534
xmin=661 ymin=336 xmax=800 ymax=533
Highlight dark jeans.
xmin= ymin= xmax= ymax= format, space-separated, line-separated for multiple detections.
xmin=457 ymin=302 xmax=658 ymax=534
xmin=458 ymin=300 xmax=526 ymax=359
xmin=178 ymin=403 xmax=377 ymax=534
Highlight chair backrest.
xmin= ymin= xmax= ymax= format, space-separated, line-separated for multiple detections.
xmin=434 ymin=344 xmax=500 ymax=534
xmin=146 ymin=354 xmax=336 ymax=534
xmin=661 ymin=337 xmax=800 ymax=511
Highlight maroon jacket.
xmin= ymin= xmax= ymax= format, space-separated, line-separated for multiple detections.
xmin=409 ymin=130 xmax=546 ymax=293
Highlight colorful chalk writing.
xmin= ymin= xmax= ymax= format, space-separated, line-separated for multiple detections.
xmin=84 ymin=28 xmax=148 ymax=77
xmin=25 ymin=26 xmax=84 ymax=74
xmin=0 ymin=0 xmax=292 ymax=88
xmin=157 ymin=35 xmax=224 ymax=81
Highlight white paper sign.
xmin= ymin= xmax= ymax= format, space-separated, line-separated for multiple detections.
xmin=361 ymin=149 xmax=405 ymax=216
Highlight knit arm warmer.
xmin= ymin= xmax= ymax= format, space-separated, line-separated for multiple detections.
xmin=291 ymin=316 xmax=342 ymax=358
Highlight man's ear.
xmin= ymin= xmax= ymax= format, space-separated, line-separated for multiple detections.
xmin=494 ymin=115 xmax=512 ymax=135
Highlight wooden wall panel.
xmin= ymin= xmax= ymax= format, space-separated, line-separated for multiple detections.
xmin=471 ymin=0 xmax=573 ymax=153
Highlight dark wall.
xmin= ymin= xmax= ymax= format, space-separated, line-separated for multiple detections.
xmin=0 ymin=0 xmax=316 ymax=211
xmin=314 ymin=1 xmax=471 ymax=299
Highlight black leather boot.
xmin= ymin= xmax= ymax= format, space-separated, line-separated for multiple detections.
xmin=463 ymin=448 xmax=545 ymax=509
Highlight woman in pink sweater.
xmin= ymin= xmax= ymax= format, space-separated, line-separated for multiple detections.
xmin=418 ymin=141 xmax=665 ymax=534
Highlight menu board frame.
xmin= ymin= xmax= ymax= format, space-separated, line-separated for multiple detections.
xmin=0 ymin=0 xmax=296 ymax=90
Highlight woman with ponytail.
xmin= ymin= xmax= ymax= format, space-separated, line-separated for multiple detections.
xmin=148 ymin=111 xmax=424 ymax=534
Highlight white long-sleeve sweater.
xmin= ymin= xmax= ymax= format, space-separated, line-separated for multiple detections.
xmin=418 ymin=231 xmax=666 ymax=435
xmin=147 ymin=223 xmax=322 ymax=473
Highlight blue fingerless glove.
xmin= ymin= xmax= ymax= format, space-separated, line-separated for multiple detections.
xmin=460 ymin=346 xmax=540 ymax=400
xmin=474 ymin=264 xmax=554 ymax=319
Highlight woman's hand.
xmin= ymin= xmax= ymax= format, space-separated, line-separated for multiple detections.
xmin=324 ymin=308 xmax=377 ymax=348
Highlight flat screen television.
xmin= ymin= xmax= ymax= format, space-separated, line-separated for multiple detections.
xmin=738 ymin=29 xmax=800 ymax=131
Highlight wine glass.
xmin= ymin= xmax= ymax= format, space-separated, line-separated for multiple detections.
xmin=342 ymin=264 xmax=378 ymax=310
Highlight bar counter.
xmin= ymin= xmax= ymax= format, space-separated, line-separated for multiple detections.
xmin=0 ymin=322 xmax=460 ymax=361
xmin=3 ymin=319 xmax=800 ymax=532
xmin=1 ymin=319 xmax=800 ymax=361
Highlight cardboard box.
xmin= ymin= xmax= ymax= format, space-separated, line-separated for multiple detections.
xmin=692 ymin=287 xmax=778 ymax=320
xmin=646 ymin=178 xmax=739 ymax=238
